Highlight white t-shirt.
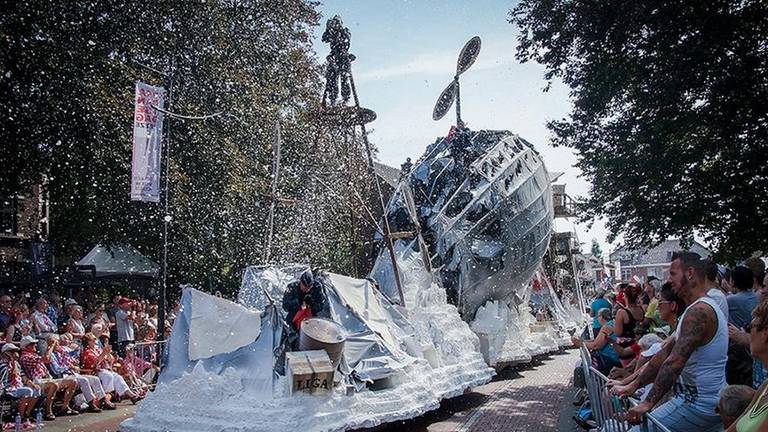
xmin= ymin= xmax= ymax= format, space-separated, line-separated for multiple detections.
xmin=115 ymin=309 xmax=135 ymax=342
xmin=707 ymin=287 xmax=729 ymax=321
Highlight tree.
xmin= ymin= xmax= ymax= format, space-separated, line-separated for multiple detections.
xmin=0 ymin=1 xmax=378 ymax=295
xmin=510 ymin=0 xmax=768 ymax=262
xmin=591 ymin=239 xmax=602 ymax=258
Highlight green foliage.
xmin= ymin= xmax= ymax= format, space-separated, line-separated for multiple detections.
xmin=510 ymin=0 xmax=768 ymax=262
xmin=0 ymin=1 xmax=376 ymax=295
xmin=590 ymin=238 xmax=602 ymax=258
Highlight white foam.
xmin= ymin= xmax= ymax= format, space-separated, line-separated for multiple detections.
xmin=123 ymin=246 xmax=494 ymax=432
xmin=122 ymin=358 xmax=490 ymax=432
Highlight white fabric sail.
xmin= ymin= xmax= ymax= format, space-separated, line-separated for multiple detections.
xmin=188 ymin=289 xmax=261 ymax=361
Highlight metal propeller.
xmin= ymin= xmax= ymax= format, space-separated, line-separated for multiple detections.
xmin=432 ymin=36 xmax=482 ymax=125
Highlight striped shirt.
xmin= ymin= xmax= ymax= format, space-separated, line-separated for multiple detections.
xmin=0 ymin=359 xmax=25 ymax=391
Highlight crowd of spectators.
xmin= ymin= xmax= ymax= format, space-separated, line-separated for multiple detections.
xmin=0 ymin=289 xmax=175 ymax=429
xmin=575 ymin=252 xmax=768 ymax=432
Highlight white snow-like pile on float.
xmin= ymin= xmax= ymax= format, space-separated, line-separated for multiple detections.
xmin=468 ymin=269 xmax=580 ymax=366
xmin=121 ymin=246 xmax=493 ymax=432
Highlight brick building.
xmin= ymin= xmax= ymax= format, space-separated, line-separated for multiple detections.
xmin=0 ymin=182 xmax=51 ymax=287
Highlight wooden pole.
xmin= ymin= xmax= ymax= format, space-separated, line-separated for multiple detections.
xmin=347 ymin=70 xmax=406 ymax=306
xmin=264 ymin=119 xmax=282 ymax=263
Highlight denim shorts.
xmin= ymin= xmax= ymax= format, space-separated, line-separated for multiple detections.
xmin=630 ymin=396 xmax=722 ymax=432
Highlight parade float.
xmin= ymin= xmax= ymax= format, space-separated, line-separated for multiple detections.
xmin=121 ymin=261 xmax=493 ymax=432
xmin=123 ymin=19 xmax=580 ymax=432
xmin=368 ymin=126 xmax=575 ymax=366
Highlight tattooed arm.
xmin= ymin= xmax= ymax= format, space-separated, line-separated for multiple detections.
xmin=643 ymin=303 xmax=714 ymax=404
xmin=610 ymin=336 xmax=675 ymax=397
xmin=634 ymin=336 xmax=676 ymax=386
xmin=626 ymin=303 xmax=716 ymax=423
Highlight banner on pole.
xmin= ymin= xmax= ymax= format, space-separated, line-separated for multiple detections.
xmin=130 ymin=82 xmax=166 ymax=202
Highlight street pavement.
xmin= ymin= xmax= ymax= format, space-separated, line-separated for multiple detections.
xmin=372 ymin=349 xmax=581 ymax=432
xmin=36 ymin=350 xmax=579 ymax=431
xmin=39 ymin=401 xmax=136 ymax=432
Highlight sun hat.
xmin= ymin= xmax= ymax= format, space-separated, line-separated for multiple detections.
xmin=19 ymin=335 xmax=39 ymax=348
xmin=640 ymin=341 xmax=663 ymax=358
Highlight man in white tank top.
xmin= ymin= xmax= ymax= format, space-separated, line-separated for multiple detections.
xmin=616 ymin=251 xmax=728 ymax=431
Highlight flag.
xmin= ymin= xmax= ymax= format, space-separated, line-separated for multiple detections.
xmin=532 ymin=277 xmax=542 ymax=292
xmin=445 ymin=125 xmax=458 ymax=143
xmin=130 ymin=82 xmax=166 ymax=202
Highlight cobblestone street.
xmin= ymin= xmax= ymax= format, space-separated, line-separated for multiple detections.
xmin=372 ymin=349 xmax=580 ymax=432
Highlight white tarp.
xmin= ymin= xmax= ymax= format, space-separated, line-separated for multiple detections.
xmin=76 ymin=244 xmax=159 ymax=278
xmin=130 ymin=81 xmax=165 ymax=202
xmin=188 ymin=289 xmax=262 ymax=361
xmin=238 ymin=266 xmax=411 ymax=381
xmin=328 ymin=273 xmax=399 ymax=351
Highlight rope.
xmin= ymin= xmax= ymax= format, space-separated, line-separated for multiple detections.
xmin=151 ymin=104 xmax=226 ymax=121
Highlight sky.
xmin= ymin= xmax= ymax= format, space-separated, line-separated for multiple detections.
xmin=312 ymin=0 xmax=615 ymax=256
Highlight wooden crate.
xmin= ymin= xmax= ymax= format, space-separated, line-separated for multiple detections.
xmin=285 ymin=350 xmax=335 ymax=395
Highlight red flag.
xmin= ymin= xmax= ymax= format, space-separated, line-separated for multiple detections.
xmin=445 ymin=125 xmax=458 ymax=144
xmin=532 ymin=278 xmax=542 ymax=292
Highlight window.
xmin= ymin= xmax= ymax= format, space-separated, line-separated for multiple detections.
xmin=621 ymin=269 xmax=632 ymax=281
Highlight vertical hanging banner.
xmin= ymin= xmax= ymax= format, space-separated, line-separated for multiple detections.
xmin=131 ymin=82 xmax=166 ymax=202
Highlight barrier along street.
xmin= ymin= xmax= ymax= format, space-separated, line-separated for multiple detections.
xmin=579 ymin=346 xmax=672 ymax=432
xmin=124 ymin=340 xmax=167 ymax=392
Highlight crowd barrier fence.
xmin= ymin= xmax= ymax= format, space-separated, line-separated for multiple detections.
xmin=124 ymin=340 xmax=167 ymax=390
xmin=579 ymin=346 xmax=672 ymax=432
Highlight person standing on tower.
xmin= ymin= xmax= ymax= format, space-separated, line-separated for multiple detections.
xmin=322 ymin=15 xmax=353 ymax=106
